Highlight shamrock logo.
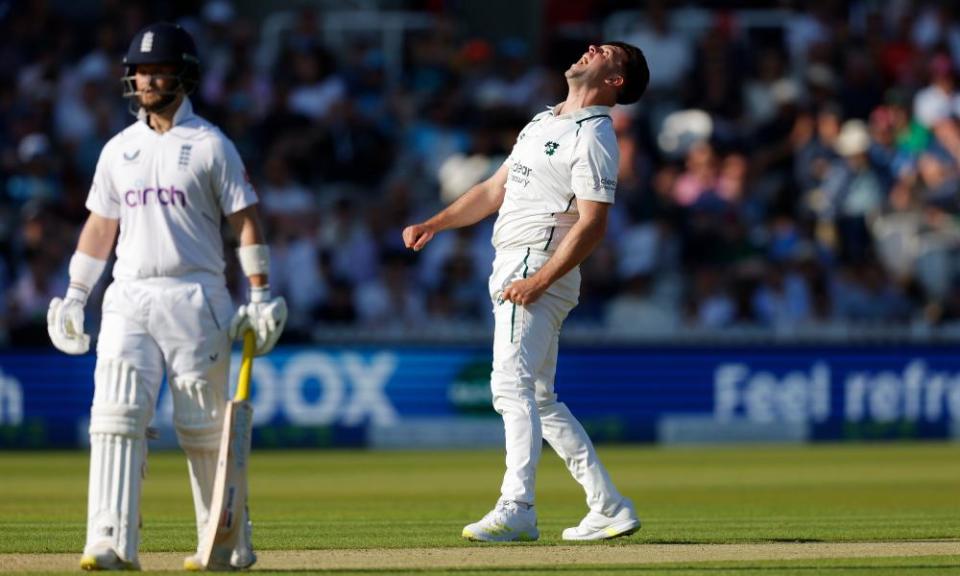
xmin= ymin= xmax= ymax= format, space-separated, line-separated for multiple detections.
xmin=544 ymin=141 xmax=559 ymax=156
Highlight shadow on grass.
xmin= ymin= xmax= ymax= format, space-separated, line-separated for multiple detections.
xmin=630 ymin=538 xmax=826 ymax=544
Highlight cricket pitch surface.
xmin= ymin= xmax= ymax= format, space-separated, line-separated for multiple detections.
xmin=4 ymin=541 xmax=959 ymax=571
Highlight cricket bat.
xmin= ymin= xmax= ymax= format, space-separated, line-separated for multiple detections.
xmin=199 ymin=330 xmax=256 ymax=570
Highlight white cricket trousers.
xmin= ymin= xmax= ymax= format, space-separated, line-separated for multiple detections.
xmin=489 ymin=248 xmax=624 ymax=516
xmin=86 ymin=275 xmax=234 ymax=561
xmin=96 ymin=276 xmax=234 ymax=402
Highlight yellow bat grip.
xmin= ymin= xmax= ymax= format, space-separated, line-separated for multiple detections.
xmin=236 ymin=330 xmax=256 ymax=401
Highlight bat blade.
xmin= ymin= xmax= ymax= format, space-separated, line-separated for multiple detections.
xmin=198 ymin=399 xmax=253 ymax=570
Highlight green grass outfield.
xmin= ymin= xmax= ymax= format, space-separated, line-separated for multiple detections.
xmin=1 ymin=442 xmax=959 ymax=574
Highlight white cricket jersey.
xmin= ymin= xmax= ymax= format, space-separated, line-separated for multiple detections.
xmin=492 ymin=104 xmax=618 ymax=252
xmin=86 ymin=98 xmax=258 ymax=283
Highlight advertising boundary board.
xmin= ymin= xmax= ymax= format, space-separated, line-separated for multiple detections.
xmin=2 ymin=344 xmax=960 ymax=449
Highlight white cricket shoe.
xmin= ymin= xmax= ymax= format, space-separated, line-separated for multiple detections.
xmin=184 ymin=511 xmax=256 ymax=571
xmin=462 ymin=498 xmax=539 ymax=542
xmin=79 ymin=543 xmax=140 ymax=571
xmin=183 ymin=544 xmax=256 ymax=572
xmin=183 ymin=547 xmax=256 ymax=572
xmin=562 ymin=498 xmax=641 ymax=541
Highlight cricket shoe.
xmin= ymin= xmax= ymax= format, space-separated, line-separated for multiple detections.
xmin=184 ymin=511 xmax=256 ymax=571
xmin=183 ymin=548 xmax=256 ymax=572
xmin=562 ymin=498 xmax=641 ymax=541
xmin=462 ymin=498 xmax=539 ymax=542
xmin=79 ymin=543 xmax=140 ymax=571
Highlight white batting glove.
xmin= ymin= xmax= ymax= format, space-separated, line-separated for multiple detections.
xmin=47 ymin=296 xmax=90 ymax=355
xmin=229 ymin=286 xmax=287 ymax=356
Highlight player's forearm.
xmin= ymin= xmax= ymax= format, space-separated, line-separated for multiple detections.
xmin=76 ymin=215 xmax=118 ymax=261
xmin=67 ymin=214 xmax=118 ymax=302
xmin=425 ymin=181 xmax=503 ymax=232
xmin=229 ymin=207 xmax=268 ymax=288
xmin=530 ymin=217 xmax=605 ymax=289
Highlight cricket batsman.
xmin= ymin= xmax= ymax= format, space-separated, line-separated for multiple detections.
xmin=45 ymin=22 xmax=287 ymax=570
xmin=403 ymin=43 xmax=648 ymax=541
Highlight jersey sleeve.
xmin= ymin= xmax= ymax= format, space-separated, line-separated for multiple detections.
xmin=570 ymin=121 xmax=618 ymax=204
xmin=212 ymin=133 xmax=258 ymax=215
xmin=85 ymin=147 xmax=122 ymax=219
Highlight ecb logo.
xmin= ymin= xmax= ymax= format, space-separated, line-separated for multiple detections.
xmin=178 ymin=145 xmax=192 ymax=170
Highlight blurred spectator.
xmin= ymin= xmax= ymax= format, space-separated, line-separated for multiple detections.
xmin=259 ymin=151 xmax=314 ymax=220
xmin=674 ymin=141 xmax=718 ymax=208
xmin=287 ymin=46 xmax=346 ymax=121
xmin=471 ymin=38 xmax=550 ymax=114
xmin=355 ymin=250 xmax=425 ymax=330
xmin=690 ymin=15 xmax=744 ymax=121
xmin=621 ymin=0 xmax=691 ymax=96
xmin=913 ymin=53 xmax=960 ymax=130
xmin=819 ymin=120 xmax=885 ymax=262
xmin=874 ymin=12 xmax=919 ymax=88
xmin=405 ymin=91 xmax=471 ymax=180
xmin=839 ymin=49 xmax=883 ymax=120
xmin=752 ymin=261 xmax=813 ymax=329
xmin=605 ymin=273 xmax=680 ymax=335
xmin=7 ymin=204 xmax=67 ymax=345
xmin=314 ymin=277 xmax=356 ymax=326
xmin=743 ymin=48 xmax=790 ymax=129
xmin=7 ymin=134 xmax=59 ymax=203
xmin=795 ymin=102 xmax=842 ymax=198
xmin=310 ymin=99 xmax=394 ymax=186
xmin=318 ymin=196 xmax=379 ymax=286
xmin=785 ymin=0 xmax=835 ymax=71
xmin=620 ymin=0 xmax=692 ymax=142
xmin=690 ymin=266 xmax=736 ymax=328
xmin=831 ymin=260 xmax=913 ymax=323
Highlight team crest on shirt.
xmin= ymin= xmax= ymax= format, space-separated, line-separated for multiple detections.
xmin=178 ymin=144 xmax=192 ymax=170
xmin=544 ymin=141 xmax=559 ymax=156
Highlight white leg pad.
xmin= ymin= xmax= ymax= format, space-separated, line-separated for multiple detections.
xmin=86 ymin=359 xmax=148 ymax=564
xmin=170 ymin=376 xmax=226 ymax=543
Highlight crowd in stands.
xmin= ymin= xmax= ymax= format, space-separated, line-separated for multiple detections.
xmin=3 ymin=0 xmax=960 ymax=346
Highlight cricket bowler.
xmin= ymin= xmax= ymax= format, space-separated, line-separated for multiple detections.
xmin=45 ymin=22 xmax=287 ymax=570
xmin=403 ymin=42 xmax=648 ymax=542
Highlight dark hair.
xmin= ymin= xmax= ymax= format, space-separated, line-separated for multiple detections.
xmin=603 ymin=41 xmax=649 ymax=105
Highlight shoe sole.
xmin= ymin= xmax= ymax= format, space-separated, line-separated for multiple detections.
xmin=462 ymin=528 xmax=539 ymax=542
xmin=562 ymin=518 xmax=641 ymax=541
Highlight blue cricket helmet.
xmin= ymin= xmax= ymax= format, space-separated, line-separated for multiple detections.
xmin=122 ymin=22 xmax=200 ymax=97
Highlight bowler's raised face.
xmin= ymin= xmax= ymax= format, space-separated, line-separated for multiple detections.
xmin=566 ymin=44 xmax=625 ymax=82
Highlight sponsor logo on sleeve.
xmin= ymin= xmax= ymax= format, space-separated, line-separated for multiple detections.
xmin=596 ymin=177 xmax=617 ymax=191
